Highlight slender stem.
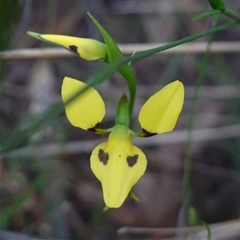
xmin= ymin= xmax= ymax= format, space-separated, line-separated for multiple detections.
xmin=181 ymin=16 xmax=220 ymax=204
xmin=224 ymin=8 xmax=240 ymax=22
xmin=202 ymin=221 xmax=212 ymax=240
xmin=128 ymin=21 xmax=238 ymax=63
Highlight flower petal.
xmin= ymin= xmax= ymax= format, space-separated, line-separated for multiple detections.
xmin=27 ymin=31 xmax=107 ymax=61
xmin=138 ymin=80 xmax=184 ymax=134
xmin=90 ymin=129 xmax=147 ymax=208
xmin=61 ymin=77 xmax=105 ymax=130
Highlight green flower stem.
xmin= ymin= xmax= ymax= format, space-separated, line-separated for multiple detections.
xmin=126 ymin=21 xmax=238 ymax=63
xmin=202 ymin=221 xmax=212 ymax=240
xmin=181 ymin=16 xmax=220 ymax=204
xmin=1 ymin=20 xmax=238 ymax=154
xmin=224 ymin=8 xmax=240 ymax=21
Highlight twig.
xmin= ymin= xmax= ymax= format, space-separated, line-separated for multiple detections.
xmin=105 ymin=85 xmax=240 ymax=99
xmin=1 ymin=42 xmax=240 ymax=60
xmin=0 ymin=231 xmax=42 ymax=240
xmin=117 ymin=218 xmax=240 ymax=240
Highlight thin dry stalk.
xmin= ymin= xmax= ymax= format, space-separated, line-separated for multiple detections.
xmin=1 ymin=42 xmax=240 ymax=60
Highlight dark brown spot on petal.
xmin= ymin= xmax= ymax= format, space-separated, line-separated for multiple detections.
xmin=98 ymin=149 xmax=109 ymax=165
xmin=142 ymin=128 xmax=157 ymax=137
xmin=127 ymin=154 xmax=138 ymax=167
xmin=87 ymin=123 xmax=100 ymax=132
xmin=69 ymin=45 xmax=79 ymax=54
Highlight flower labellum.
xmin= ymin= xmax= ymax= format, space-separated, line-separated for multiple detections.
xmin=90 ymin=95 xmax=147 ymax=208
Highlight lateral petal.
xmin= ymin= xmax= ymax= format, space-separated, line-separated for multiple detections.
xmin=61 ymin=77 xmax=105 ymax=130
xmin=138 ymin=80 xmax=184 ymax=134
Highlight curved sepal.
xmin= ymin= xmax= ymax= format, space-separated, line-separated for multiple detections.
xmin=138 ymin=80 xmax=184 ymax=135
xmin=27 ymin=31 xmax=107 ymax=61
xmin=90 ymin=125 xmax=147 ymax=208
xmin=61 ymin=77 xmax=105 ymax=130
xmin=87 ymin=13 xmax=136 ymax=117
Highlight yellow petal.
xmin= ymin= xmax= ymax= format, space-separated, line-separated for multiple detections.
xmin=90 ymin=125 xmax=147 ymax=208
xmin=61 ymin=77 xmax=105 ymax=130
xmin=138 ymin=80 xmax=184 ymax=134
xmin=29 ymin=32 xmax=107 ymax=61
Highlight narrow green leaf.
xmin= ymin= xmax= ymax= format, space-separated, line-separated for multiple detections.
xmin=87 ymin=12 xmax=136 ymax=118
xmin=129 ymin=21 xmax=237 ymax=64
xmin=193 ymin=9 xmax=222 ymax=21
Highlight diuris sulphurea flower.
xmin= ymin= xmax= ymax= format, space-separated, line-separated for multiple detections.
xmin=62 ymin=77 xmax=184 ymax=208
xmin=27 ymin=31 xmax=107 ymax=61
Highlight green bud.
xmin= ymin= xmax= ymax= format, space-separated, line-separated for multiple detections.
xmin=208 ymin=0 xmax=225 ymax=11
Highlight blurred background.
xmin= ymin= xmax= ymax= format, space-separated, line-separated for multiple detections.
xmin=1 ymin=0 xmax=240 ymax=239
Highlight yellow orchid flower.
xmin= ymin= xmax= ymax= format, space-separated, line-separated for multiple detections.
xmin=27 ymin=31 xmax=107 ymax=61
xmin=61 ymin=77 xmax=184 ymax=208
